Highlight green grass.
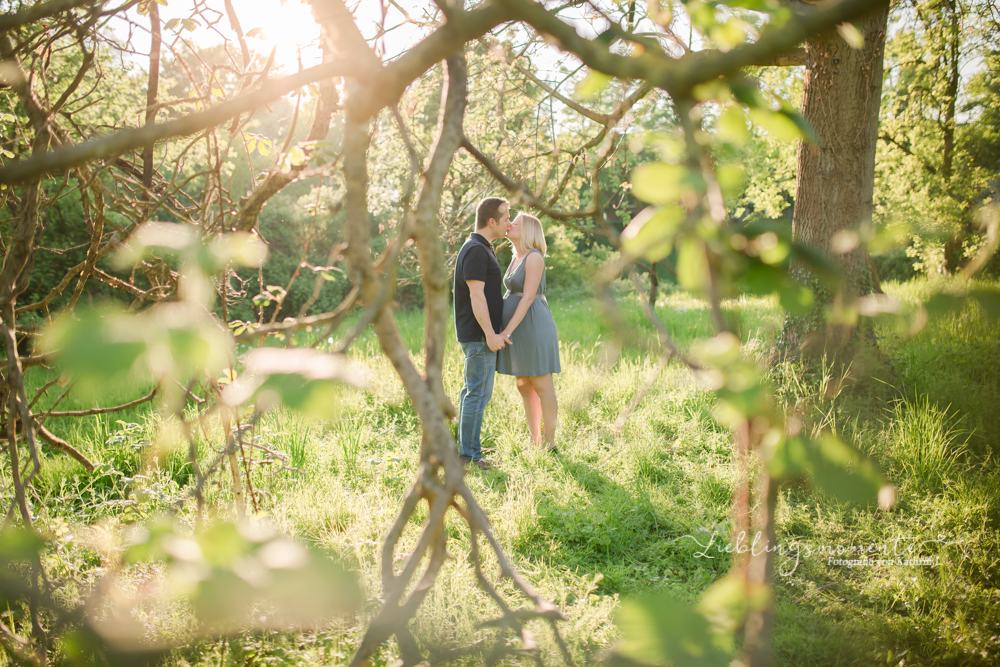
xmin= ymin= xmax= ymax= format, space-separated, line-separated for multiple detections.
xmin=6 ymin=278 xmax=1000 ymax=666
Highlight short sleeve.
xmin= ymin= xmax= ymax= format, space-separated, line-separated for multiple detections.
xmin=461 ymin=245 xmax=490 ymax=283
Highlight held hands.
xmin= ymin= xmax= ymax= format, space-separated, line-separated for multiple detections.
xmin=486 ymin=331 xmax=513 ymax=352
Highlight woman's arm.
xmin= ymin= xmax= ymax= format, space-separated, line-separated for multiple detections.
xmin=501 ymin=252 xmax=544 ymax=338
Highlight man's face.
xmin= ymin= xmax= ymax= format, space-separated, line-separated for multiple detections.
xmin=495 ymin=203 xmax=511 ymax=236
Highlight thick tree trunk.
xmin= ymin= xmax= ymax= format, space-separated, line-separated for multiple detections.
xmin=780 ymin=5 xmax=889 ymax=356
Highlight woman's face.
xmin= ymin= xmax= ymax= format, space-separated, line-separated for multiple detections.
xmin=506 ymin=215 xmax=522 ymax=242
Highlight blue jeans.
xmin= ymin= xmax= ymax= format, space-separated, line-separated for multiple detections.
xmin=457 ymin=340 xmax=496 ymax=461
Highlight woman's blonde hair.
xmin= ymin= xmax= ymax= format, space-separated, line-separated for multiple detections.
xmin=516 ymin=213 xmax=547 ymax=255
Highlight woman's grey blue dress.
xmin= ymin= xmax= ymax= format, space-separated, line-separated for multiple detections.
xmin=496 ymin=249 xmax=561 ymax=376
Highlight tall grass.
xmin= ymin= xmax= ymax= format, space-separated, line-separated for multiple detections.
xmin=7 ymin=277 xmax=1000 ymax=666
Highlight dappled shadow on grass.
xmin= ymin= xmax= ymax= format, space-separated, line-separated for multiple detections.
xmin=504 ymin=451 xmax=731 ymax=597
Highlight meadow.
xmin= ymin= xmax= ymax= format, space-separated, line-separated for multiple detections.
xmin=19 ymin=277 xmax=1000 ymax=667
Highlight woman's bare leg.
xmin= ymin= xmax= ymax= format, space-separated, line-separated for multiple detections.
xmin=529 ymin=374 xmax=558 ymax=449
xmin=516 ymin=376 xmax=542 ymax=445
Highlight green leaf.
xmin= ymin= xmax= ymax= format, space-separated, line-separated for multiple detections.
xmin=125 ymin=518 xmax=360 ymax=634
xmin=692 ymin=331 xmax=742 ymax=368
xmin=765 ymin=435 xmax=809 ymax=479
xmin=710 ymin=20 xmax=747 ymax=52
xmin=686 ymin=0 xmax=719 ymax=30
xmin=837 ymin=22 xmax=865 ymax=49
xmin=285 ymin=145 xmax=305 ymax=166
xmin=677 ymin=236 xmax=709 ymax=293
xmin=615 ymin=594 xmax=732 ymax=667
xmin=809 ymin=434 xmax=885 ymax=507
xmin=576 ymin=69 xmax=613 ymax=99
xmin=620 ymin=206 xmax=684 ymax=262
xmin=0 ymin=527 xmax=46 ymax=562
xmin=721 ymin=0 xmax=781 ymax=11
xmin=777 ymin=282 xmax=815 ymax=314
xmin=114 ymin=221 xmax=199 ymax=268
xmin=164 ymin=18 xmax=179 ymax=30
xmin=210 ymin=232 xmax=269 ymax=268
xmin=697 ymin=574 xmax=768 ymax=639
xmin=631 ymin=163 xmax=702 ymax=205
xmin=716 ymin=164 xmax=744 ymax=201
xmin=769 ymin=435 xmax=886 ymax=507
xmin=221 ymin=348 xmax=369 ymax=416
xmin=748 ymin=107 xmax=803 ymax=142
xmin=41 ymin=303 xmax=233 ymax=395
xmin=868 ymin=221 xmax=911 ymax=254
xmin=716 ymin=106 xmax=748 ymax=145
xmin=41 ymin=309 xmax=147 ymax=391
xmin=693 ymin=79 xmax=731 ymax=102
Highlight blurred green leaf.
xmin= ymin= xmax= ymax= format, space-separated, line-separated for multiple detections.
xmin=676 ymin=236 xmax=709 ymax=293
xmin=716 ymin=106 xmax=748 ymax=145
xmin=765 ymin=434 xmax=809 ymax=479
xmin=789 ymin=242 xmax=844 ymax=287
xmin=117 ymin=223 xmax=267 ymax=275
xmin=693 ymin=331 xmax=742 ymax=368
xmin=41 ymin=303 xmax=233 ymax=394
xmin=631 ymin=163 xmax=691 ymax=205
xmin=616 ymin=594 xmax=732 ymax=667
xmin=777 ymin=282 xmax=815 ymax=314
xmin=576 ymin=69 xmax=613 ymax=99
xmin=42 ymin=308 xmax=147 ymax=388
xmin=710 ymin=20 xmax=747 ymax=51
xmin=122 ymin=518 xmax=359 ymax=635
xmin=645 ymin=131 xmax=686 ymax=164
xmin=685 ymin=0 xmax=719 ymax=30
xmin=868 ymin=220 xmax=911 ymax=255
xmin=837 ymin=22 xmax=865 ymax=49
xmin=721 ymin=0 xmax=781 ymax=11
xmin=716 ymin=164 xmax=745 ymax=201
xmin=222 ymin=348 xmax=369 ymax=416
xmin=769 ymin=434 xmax=886 ymax=507
xmin=748 ymin=107 xmax=803 ymax=142
xmin=0 ymin=527 xmax=45 ymax=562
xmin=621 ymin=206 xmax=684 ymax=262
xmin=697 ymin=574 xmax=769 ymax=641
xmin=693 ymin=79 xmax=732 ymax=102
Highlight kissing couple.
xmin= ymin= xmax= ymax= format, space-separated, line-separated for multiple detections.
xmin=452 ymin=197 xmax=561 ymax=471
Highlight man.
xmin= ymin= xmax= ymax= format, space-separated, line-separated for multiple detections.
xmin=453 ymin=197 xmax=511 ymax=470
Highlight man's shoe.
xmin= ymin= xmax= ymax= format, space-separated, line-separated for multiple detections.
xmin=467 ymin=458 xmax=497 ymax=471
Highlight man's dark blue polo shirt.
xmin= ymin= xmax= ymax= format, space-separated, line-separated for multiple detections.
xmin=454 ymin=232 xmax=504 ymax=342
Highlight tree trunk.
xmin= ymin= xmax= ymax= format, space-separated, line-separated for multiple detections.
xmin=941 ymin=0 xmax=964 ymax=272
xmin=780 ymin=6 xmax=889 ymax=356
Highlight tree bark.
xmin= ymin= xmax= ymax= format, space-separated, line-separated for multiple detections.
xmin=780 ymin=5 xmax=889 ymax=356
xmin=941 ymin=0 xmax=964 ymax=272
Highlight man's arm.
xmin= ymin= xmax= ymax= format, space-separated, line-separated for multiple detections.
xmin=467 ymin=280 xmax=508 ymax=352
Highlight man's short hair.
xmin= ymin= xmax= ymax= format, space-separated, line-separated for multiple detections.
xmin=476 ymin=197 xmax=508 ymax=230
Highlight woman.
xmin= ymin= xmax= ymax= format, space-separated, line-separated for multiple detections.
xmin=496 ymin=213 xmax=561 ymax=451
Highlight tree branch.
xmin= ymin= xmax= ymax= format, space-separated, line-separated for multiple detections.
xmin=499 ymin=0 xmax=887 ymax=96
xmin=0 ymin=59 xmax=357 ymax=185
